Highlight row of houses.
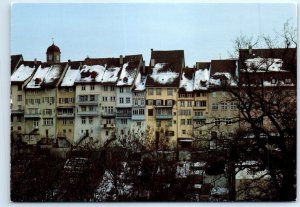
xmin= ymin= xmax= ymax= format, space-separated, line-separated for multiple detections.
xmin=10 ymin=43 xmax=296 ymax=149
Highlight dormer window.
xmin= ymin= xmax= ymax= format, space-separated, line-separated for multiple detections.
xmin=271 ymin=79 xmax=277 ymax=84
xmin=285 ymin=78 xmax=291 ymax=84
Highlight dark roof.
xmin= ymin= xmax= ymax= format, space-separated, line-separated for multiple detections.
xmin=68 ymin=60 xmax=83 ymax=69
xmin=84 ymin=57 xmax=121 ymax=68
xmin=210 ymin=59 xmax=236 ymax=78
xmin=181 ymin=67 xmax=195 ymax=80
xmin=146 ymin=50 xmax=185 ymax=87
xmin=196 ymin=62 xmax=210 ymax=70
xmin=150 ymin=50 xmax=184 ymax=65
xmin=46 ymin=43 xmax=61 ymax=54
xmin=11 ymin=54 xmax=23 ymax=74
xmin=124 ymin=54 xmax=143 ymax=62
xmin=239 ymin=48 xmax=296 ymax=72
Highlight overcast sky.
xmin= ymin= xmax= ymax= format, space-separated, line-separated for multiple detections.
xmin=11 ymin=3 xmax=296 ymax=67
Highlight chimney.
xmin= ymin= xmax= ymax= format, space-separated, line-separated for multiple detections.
xmin=34 ymin=58 xmax=37 ymax=65
xmin=142 ymin=60 xmax=146 ymax=74
xmin=151 ymin=48 xmax=153 ymax=52
xmin=150 ymin=59 xmax=155 ymax=67
xmin=68 ymin=59 xmax=71 ymax=63
xmin=248 ymin=45 xmax=253 ymax=55
xmin=80 ymin=62 xmax=82 ymax=67
xmin=120 ymin=55 xmax=123 ymax=65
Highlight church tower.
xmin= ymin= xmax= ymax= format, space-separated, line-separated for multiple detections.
xmin=46 ymin=42 xmax=61 ymax=63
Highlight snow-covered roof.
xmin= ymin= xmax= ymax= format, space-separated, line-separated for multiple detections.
xmin=117 ymin=62 xmax=138 ymax=86
xmin=150 ymin=63 xmax=179 ymax=85
xmin=11 ymin=64 xmax=36 ymax=82
xmin=134 ymin=72 xmax=147 ymax=91
xmin=101 ymin=66 xmax=121 ymax=83
xmin=244 ymin=57 xmax=287 ymax=72
xmin=61 ymin=66 xmax=81 ymax=87
xmin=77 ymin=64 xmax=106 ymax=82
xmin=209 ymin=72 xmax=237 ymax=86
xmin=180 ymin=71 xmax=194 ymax=92
xmin=26 ymin=65 xmax=50 ymax=88
xmin=194 ymin=68 xmax=210 ymax=90
xmin=44 ymin=65 xmax=62 ymax=84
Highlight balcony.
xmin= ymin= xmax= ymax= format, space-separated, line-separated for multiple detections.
xmin=116 ymin=113 xmax=132 ymax=118
xmin=11 ymin=109 xmax=24 ymax=114
xmin=77 ymin=98 xmax=98 ymax=105
xmin=101 ymin=124 xmax=115 ymax=128
xmin=24 ymin=112 xmax=40 ymax=118
xmin=193 ymin=115 xmax=205 ymax=120
xmin=155 ymin=114 xmax=173 ymax=120
xmin=101 ymin=112 xmax=116 ymax=118
xmin=77 ymin=110 xmax=99 ymax=116
xmin=57 ymin=113 xmax=75 ymax=118
xmin=132 ymin=114 xmax=145 ymax=121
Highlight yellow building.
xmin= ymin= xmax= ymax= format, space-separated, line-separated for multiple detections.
xmin=145 ymin=50 xmax=184 ymax=148
xmin=56 ymin=61 xmax=82 ymax=143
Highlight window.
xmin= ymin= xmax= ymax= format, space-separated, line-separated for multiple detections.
xmin=102 ymin=97 xmax=107 ymax=102
xmin=181 ymin=119 xmax=185 ymax=125
xmin=62 ymin=119 xmax=67 ymax=125
xmin=156 ymin=100 xmax=162 ymax=106
xmin=182 ymin=130 xmax=186 ymax=135
xmin=195 ymin=111 xmax=203 ymax=116
xmin=148 ymin=88 xmax=153 ymax=95
xmin=212 ymin=103 xmax=218 ymax=110
xmin=225 ymin=118 xmax=232 ymax=125
xmin=137 ymin=122 xmax=142 ymax=127
xmin=167 ymin=88 xmax=173 ymax=96
xmin=179 ymin=93 xmax=186 ymax=98
xmin=90 ymin=85 xmax=95 ymax=90
xmin=230 ymin=102 xmax=237 ymax=110
xmin=167 ymin=120 xmax=172 ymax=127
xmin=33 ymin=119 xmax=39 ymax=128
xmin=214 ymin=118 xmax=221 ymax=126
xmin=195 ymin=101 xmax=206 ymax=107
xmin=17 ymin=116 xmax=22 ymax=122
xmin=121 ymin=119 xmax=127 ymax=124
xmin=141 ymin=99 xmax=145 ymax=105
xmin=285 ymin=78 xmax=291 ymax=84
xmin=18 ymin=85 xmax=22 ymax=91
xmin=134 ymin=99 xmax=138 ymax=106
xmin=106 ymin=131 xmax=109 ymax=136
xmin=17 ymin=95 xmax=22 ymax=101
xmin=110 ymin=86 xmax=115 ymax=91
xmin=104 ymin=86 xmax=108 ymax=91
xmin=120 ymin=98 xmax=124 ymax=104
xmin=187 ymin=93 xmax=193 ymax=98
xmin=179 ymin=110 xmax=191 ymax=115
xmin=82 ymin=117 xmax=86 ymax=124
xmin=44 ymin=109 xmax=52 ymax=115
xmin=148 ymin=100 xmax=153 ymax=105
xmin=156 ymin=88 xmax=161 ymax=95
xmin=119 ymin=87 xmax=124 ymax=93
xmin=126 ymin=97 xmax=130 ymax=104
xmin=156 ymin=120 xmax=161 ymax=127
xmin=180 ymin=101 xmax=185 ymax=107
xmin=89 ymin=117 xmax=93 ymax=124
xmin=187 ymin=101 xmax=192 ymax=107
xmin=167 ymin=100 xmax=173 ymax=106
xmin=18 ymin=126 xmax=21 ymax=131
xmin=187 ymin=119 xmax=192 ymax=125
xmin=82 ymin=85 xmax=86 ymax=91
xmin=220 ymin=102 xmax=227 ymax=110
xmin=148 ymin=109 xmax=153 ymax=116
xmin=43 ymin=118 xmax=53 ymax=126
